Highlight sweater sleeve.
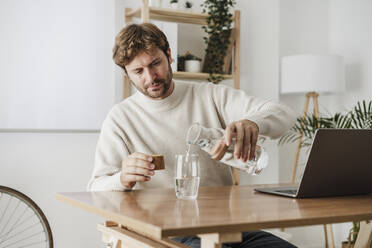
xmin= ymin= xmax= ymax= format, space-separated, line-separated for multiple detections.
xmin=87 ymin=106 xmax=130 ymax=191
xmin=210 ymin=83 xmax=296 ymax=139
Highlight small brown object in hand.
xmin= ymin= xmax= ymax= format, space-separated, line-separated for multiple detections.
xmin=152 ymin=155 xmax=165 ymax=170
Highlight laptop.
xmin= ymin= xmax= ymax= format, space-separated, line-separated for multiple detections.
xmin=255 ymin=129 xmax=372 ymax=198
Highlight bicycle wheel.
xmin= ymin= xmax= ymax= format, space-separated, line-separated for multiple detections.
xmin=0 ymin=186 xmax=53 ymax=248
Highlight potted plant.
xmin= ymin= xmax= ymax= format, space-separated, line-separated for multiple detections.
xmin=178 ymin=51 xmax=202 ymax=72
xmin=201 ymin=0 xmax=236 ymax=83
xmin=279 ymin=100 xmax=372 ymax=247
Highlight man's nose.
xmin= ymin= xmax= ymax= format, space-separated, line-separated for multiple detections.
xmin=144 ymin=68 xmax=157 ymax=82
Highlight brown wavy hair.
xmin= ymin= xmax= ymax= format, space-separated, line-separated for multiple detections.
xmin=113 ymin=23 xmax=170 ymax=73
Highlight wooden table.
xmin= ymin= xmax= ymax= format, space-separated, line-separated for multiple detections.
xmin=55 ymin=184 xmax=372 ymax=248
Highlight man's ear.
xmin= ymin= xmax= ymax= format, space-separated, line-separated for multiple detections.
xmin=167 ymin=48 xmax=172 ymax=64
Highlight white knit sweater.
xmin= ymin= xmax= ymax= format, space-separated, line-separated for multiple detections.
xmin=87 ymin=81 xmax=296 ymax=191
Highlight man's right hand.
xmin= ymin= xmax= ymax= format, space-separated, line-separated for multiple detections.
xmin=120 ymin=152 xmax=155 ymax=189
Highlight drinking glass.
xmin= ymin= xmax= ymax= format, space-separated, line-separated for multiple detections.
xmin=174 ymin=153 xmax=200 ymax=200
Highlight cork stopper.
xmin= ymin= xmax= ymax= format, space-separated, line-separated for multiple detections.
xmin=152 ymin=155 xmax=165 ymax=170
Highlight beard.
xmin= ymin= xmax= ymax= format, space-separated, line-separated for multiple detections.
xmin=133 ymin=63 xmax=173 ymax=99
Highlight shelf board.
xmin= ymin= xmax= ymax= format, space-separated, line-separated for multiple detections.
xmin=126 ymin=7 xmax=208 ymax=25
xmin=125 ymin=8 xmax=141 ymax=18
xmin=173 ymin=71 xmax=234 ymax=80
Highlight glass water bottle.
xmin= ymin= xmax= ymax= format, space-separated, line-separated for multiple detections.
xmin=186 ymin=122 xmax=269 ymax=175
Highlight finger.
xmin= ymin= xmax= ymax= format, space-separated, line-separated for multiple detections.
xmin=122 ymin=174 xmax=151 ymax=183
xmin=131 ymin=152 xmax=154 ymax=162
xmin=211 ymin=138 xmax=228 ymax=161
xmin=123 ymin=166 xmax=155 ymax=177
xmin=126 ymin=157 xmax=155 ymax=170
xmin=225 ymin=124 xmax=236 ymax=146
xmin=234 ymin=123 xmax=244 ymax=159
xmin=242 ymin=127 xmax=250 ymax=162
xmin=249 ymin=129 xmax=258 ymax=160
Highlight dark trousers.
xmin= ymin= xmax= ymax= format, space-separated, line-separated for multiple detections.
xmin=172 ymin=231 xmax=297 ymax=248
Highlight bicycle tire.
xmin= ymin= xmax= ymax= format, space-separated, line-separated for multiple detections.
xmin=0 ymin=186 xmax=53 ymax=248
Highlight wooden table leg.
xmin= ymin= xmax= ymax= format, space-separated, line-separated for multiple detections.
xmin=328 ymin=224 xmax=335 ymax=248
xmin=355 ymin=221 xmax=372 ymax=248
xmin=101 ymin=221 xmax=121 ymax=248
xmin=102 ymin=232 xmax=121 ymax=248
xmin=198 ymin=233 xmax=241 ymax=248
xmin=323 ymin=224 xmax=335 ymax=248
xmin=98 ymin=223 xmax=188 ymax=248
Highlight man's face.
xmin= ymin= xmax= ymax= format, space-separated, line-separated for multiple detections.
xmin=125 ymin=48 xmax=173 ymax=99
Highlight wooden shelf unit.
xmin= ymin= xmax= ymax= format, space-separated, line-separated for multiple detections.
xmin=125 ymin=7 xmax=209 ymax=25
xmin=173 ymin=71 xmax=234 ymax=80
xmin=123 ymin=0 xmax=240 ymax=100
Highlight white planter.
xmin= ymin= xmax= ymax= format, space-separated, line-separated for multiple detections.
xmin=170 ymin=2 xmax=178 ymax=9
xmin=185 ymin=60 xmax=201 ymax=73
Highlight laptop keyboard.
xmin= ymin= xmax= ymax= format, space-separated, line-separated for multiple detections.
xmin=276 ymin=189 xmax=298 ymax=195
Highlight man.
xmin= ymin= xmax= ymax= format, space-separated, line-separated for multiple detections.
xmin=88 ymin=23 xmax=297 ymax=248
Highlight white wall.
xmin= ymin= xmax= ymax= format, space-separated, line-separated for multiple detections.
xmin=178 ymin=23 xmax=206 ymax=60
xmin=279 ymin=0 xmax=329 ymax=57
xmin=328 ymin=0 xmax=372 ymax=107
xmin=0 ymin=0 xmax=116 ymax=130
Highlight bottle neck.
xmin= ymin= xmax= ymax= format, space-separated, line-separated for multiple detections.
xmin=186 ymin=123 xmax=202 ymax=145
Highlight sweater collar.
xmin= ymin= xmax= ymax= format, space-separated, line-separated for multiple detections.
xmin=133 ymin=81 xmax=185 ymax=112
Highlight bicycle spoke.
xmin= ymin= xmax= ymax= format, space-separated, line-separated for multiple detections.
xmin=16 ymin=214 xmax=37 ymax=229
xmin=0 ymin=204 xmax=29 ymax=240
xmin=0 ymin=199 xmax=21 ymax=236
xmin=1 ymin=231 xmax=44 ymax=248
xmin=0 ymin=212 xmax=35 ymax=243
xmin=15 ymin=239 xmax=47 ymax=248
xmin=0 ymin=196 xmax=12 ymax=232
xmin=0 ymin=221 xmax=42 ymax=244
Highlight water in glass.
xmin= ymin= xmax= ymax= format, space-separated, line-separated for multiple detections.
xmin=174 ymin=153 xmax=200 ymax=200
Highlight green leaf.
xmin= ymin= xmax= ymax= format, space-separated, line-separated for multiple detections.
xmin=202 ymin=0 xmax=236 ymax=83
